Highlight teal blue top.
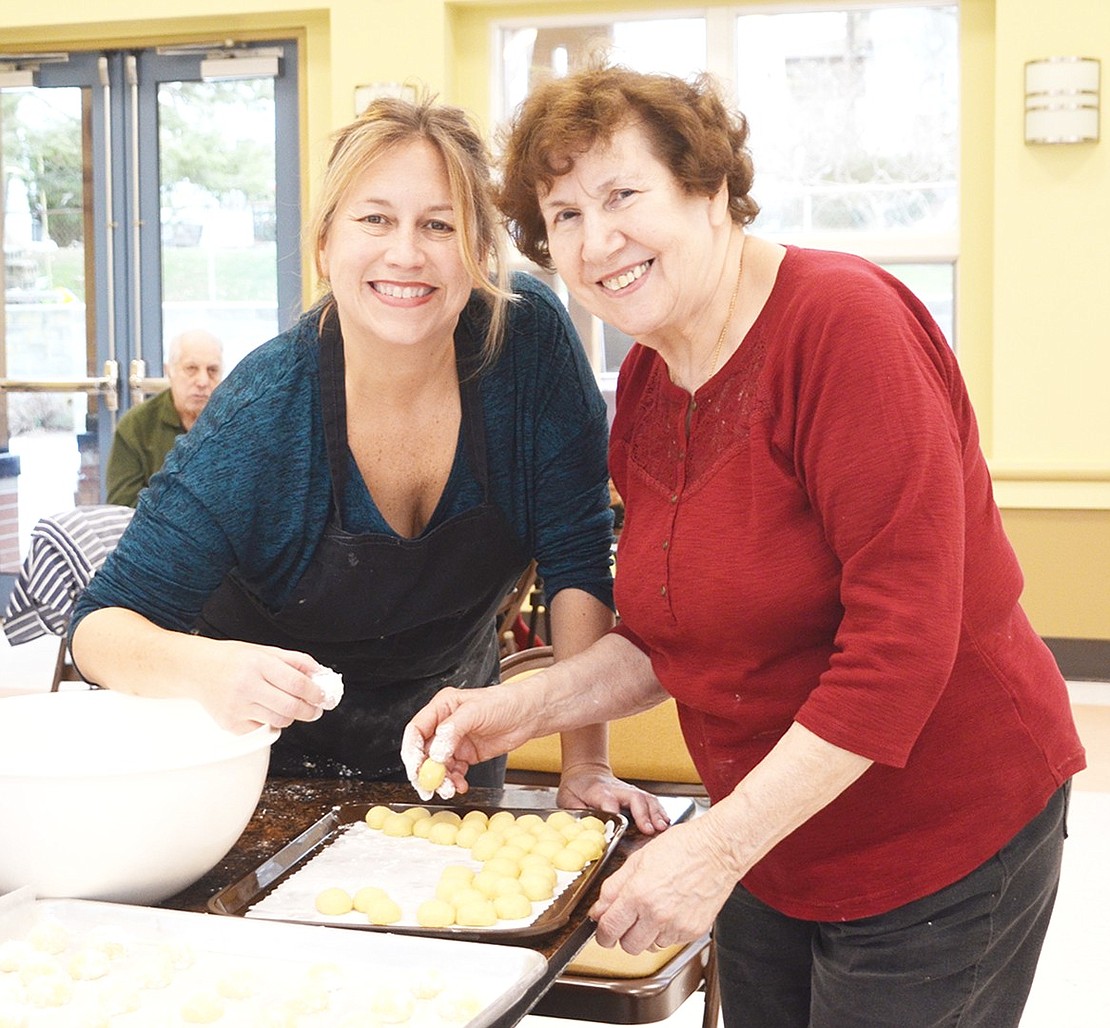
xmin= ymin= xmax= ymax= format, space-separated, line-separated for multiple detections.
xmin=74 ymin=273 xmax=613 ymax=634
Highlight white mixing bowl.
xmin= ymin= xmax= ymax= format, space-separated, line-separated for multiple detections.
xmin=0 ymin=690 xmax=279 ymax=904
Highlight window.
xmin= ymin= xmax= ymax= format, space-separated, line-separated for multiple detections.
xmin=494 ymin=3 xmax=959 ymax=382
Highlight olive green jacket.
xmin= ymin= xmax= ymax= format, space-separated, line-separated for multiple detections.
xmin=105 ymin=389 xmax=183 ymax=507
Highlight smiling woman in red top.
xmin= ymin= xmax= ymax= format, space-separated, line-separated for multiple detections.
xmin=404 ymin=67 xmax=1085 ymax=1028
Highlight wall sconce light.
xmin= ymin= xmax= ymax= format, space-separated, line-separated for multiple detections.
xmin=1025 ymin=57 xmax=1100 ymax=144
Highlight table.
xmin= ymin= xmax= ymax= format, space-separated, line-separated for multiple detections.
xmin=163 ymin=778 xmax=627 ymax=1027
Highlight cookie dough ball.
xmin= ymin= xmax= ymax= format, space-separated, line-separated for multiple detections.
xmin=365 ymin=805 xmax=393 ymax=829
xmin=502 ymin=830 xmax=537 ymax=853
xmin=26 ymin=972 xmax=73 ymax=1009
xmin=483 ymin=856 xmax=521 ymax=879
xmin=552 ymin=847 xmax=589 ymax=872
xmin=135 ymin=950 xmax=176 ymax=989
xmin=409 ymin=968 xmax=445 ymax=1000
xmin=448 ymin=887 xmax=486 ymax=910
xmin=216 ymin=966 xmax=261 ymax=1000
xmin=580 ymin=815 xmax=607 ymax=834
xmin=455 ymin=822 xmax=485 ymax=849
xmin=427 ymin=821 xmax=459 ymax=846
xmin=382 ymin=812 xmax=415 ymax=837
xmin=364 ymin=895 xmax=403 ymax=926
xmin=461 ymin=809 xmax=489 ymax=828
xmin=312 ymin=666 xmax=345 ymax=710
xmin=492 ymin=844 xmax=527 ymax=864
xmin=519 ymin=870 xmax=557 ymax=901
xmin=493 ymin=893 xmax=533 ymax=921
xmin=469 ymin=831 xmax=505 ymax=862
xmin=369 ymin=986 xmax=415 ymax=1024
xmin=67 ymin=947 xmax=111 ymax=981
xmin=353 ymin=885 xmax=389 ymax=913
xmin=402 ymin=806 xmax=432 ymax=823
xmin=27 ymin=921 xmax=68 ymax=955
xmin=454 ymin=899 xmax=497 ymax=927
xmin=412 ymin=816 xmax=436 ymax=839
xmin=488 ymin=810 xmax=517 ymax=832
xmin=416 ymin=899 xmax=456 ymax=928
xmin=306 ymin=962 xmax=344 ymax=994
xmin=315 ymin=887 xmax=354 ymax=916
xmin=532 ymin=838 xmax=565 ymax=861
xmin=180 ymin=990 xmax=225 ymax=1024
xmin=429 ymin=809 xmax=463 ymax=826
xmin=568 ymin=830 xmax=607 ymax=861
xmin=545 ymin=810 xmax=576 ymax=830
xmin=472 ymin=869 xmax=504 ymax=899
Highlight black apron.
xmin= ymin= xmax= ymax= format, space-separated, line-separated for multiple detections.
xmin=196 ymin=312 xmax=529 ymax=779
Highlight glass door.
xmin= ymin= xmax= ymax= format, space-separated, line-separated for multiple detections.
xmin=0 ymin=43 xmax=300 ymax=568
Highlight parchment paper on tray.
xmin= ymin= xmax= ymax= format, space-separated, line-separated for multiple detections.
xmin=208 ymin=803 xmax=626 ymax=940
xmin=0 ymin=888 xmax=546 ymax=1028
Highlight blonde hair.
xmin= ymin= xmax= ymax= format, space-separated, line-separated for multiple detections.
xmin=307 ymin=93 xmax=513 ymax=361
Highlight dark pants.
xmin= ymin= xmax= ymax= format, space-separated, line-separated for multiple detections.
xmin=714 ymin=783 xmax=1070 ymax=1028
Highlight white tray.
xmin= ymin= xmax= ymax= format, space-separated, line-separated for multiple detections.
xmin=0 ymin=888 xmax=546 ymax=1027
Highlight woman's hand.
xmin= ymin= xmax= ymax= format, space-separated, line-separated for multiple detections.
xmin=556 ymin=762 xmax=673 ymax=836
xmin=401 ymin=682 xmax=544 ymax=798
xmin=190 ymin=639 xmax=332 ymax=734
xmin=588 ymin=817 xmax=739 ymax=954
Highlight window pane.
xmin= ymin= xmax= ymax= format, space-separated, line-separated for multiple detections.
xmin=158 ymin=78 xmax=278 ymax=372
xmin=736 ymin=6 xmax=959 ymax=238
xmin=500 ymin=18 xmax=706 ymax=120
xmin=880 ymin=262 xmax=955 ymax=347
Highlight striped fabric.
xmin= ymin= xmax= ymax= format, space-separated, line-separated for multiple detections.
xmin=2 ymin=505 xmax=134 ymax=645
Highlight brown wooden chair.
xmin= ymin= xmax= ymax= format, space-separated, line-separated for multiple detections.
xmin=500 ymin=646 xmax=720 ymax=1026
xmin=495 ymin=561 xmax=539 ymax=658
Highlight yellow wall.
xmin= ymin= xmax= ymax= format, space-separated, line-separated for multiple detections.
xmin=2 ymin=0 xmax=1107 ymax=642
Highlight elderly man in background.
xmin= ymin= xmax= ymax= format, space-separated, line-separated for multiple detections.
xmin=106 ymin=329 xmax=223 ymax=507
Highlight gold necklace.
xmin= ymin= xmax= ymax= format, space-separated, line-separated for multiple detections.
xmin=707 ymin=241 xmax=745 ymax=375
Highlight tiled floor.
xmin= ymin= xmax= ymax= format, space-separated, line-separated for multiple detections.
xmin=2 ymin=635 xmax=1107 ymax=1026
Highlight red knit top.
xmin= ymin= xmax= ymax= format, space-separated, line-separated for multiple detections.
xmin=609 ymin=246 xmax=1085 ymax=921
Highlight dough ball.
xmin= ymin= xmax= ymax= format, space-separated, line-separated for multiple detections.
xmin=402 ymin=806 xmax=432 ymax=823
xmin=520 ymin=852 xmax=554 ymax=872
xmin=216 ymin=966 xmax=261 ymax=1000
xmin=429 ymin=809 xmax=462 ymax=826
xmin=460 ymin=809 xmax=489 ymax=827
xmin=545 ymin=810 xmax=576 ymax=830
xmin=552 ymin=846 xmax=589 ymax=872
xmin=312 ymin=666 xmax=345 ymax=710
xmin=568 ymin=830 xmax=606 ymax=861
xmin=180 ymin=990 xmax=225 ymax=1023
xmin=447 ymin=887 xmax=486 ymax=910
xmin=0 ymin=941 xmax=33 ymax=974
xmin=469 ymin=831 xmax=505 ymax=862
xmin=491 ymin=877 xmax=525 ymax=899
xmin=487 ymin=810 xmax=517 ymax=831
xmin=455 ymin=822 xmax=485 ymax=849
xmin=364 ymin=895 xmax=403 ymax=925
xmin=17 ymin=954 xmax=62 ymax=986
xmin=472 ymin=869 xmax=504 ymax=898
xmin=134 ymin=950 xmax=176 ymax=989
xmin=365 ymin=804 xmax=393 ymax=829
xmin=557 ymin=820 xmax=584 ymax=841
xmin=27 ymin=921 xmax=68 ymax=955
xmin=454 ymin=899 xmax=497 ymax=927
xmin=519 ymin=870 xmax=556 ymax=901
xmin=408 ymin=967 xmax=445 ymax=999
xmin=369 ymin=986 xmax=415 ymax=1024
xmin=493 ymin=893 xmax=533 ymax=921
xmin=416 ymin=899 xmax=456 ymax=928
xmin=412 ymin=816 xmax=436 ymax=839
xmin=483 ymin=856 xmax=521 ymax=879
xmin=381 ymin=812 xmax=415 ymax=837
xmin=436 ymin=990 xmax=483 ymax=1023
xmin=439 ymin=864 xmax=475 ymax=885
xmin=492 ymin=844 xmax=527 ymax=864
xmin=288 ymin=983 xmax=330 ymax=1015
xmin=533 ymin=838 xmax=564 ymax=860
xmin=514 ymin=813 xmax=545 ymax=832
xmin=427 ymin=822 xmax=459 ymax=846
xmin=26 ymin=972 xmax=72 ymax=1009
xmin=67 ymin=947 xmax=111 ymax=981
xmin=315 ymin=887 xmax=354 ymax=916
xmin=306 ymin=962 xmax=345 ymax=993
xmin=580 ymin=815 xmax=608 ymax=834
xmin=353 ymin=885 xmax=389 ymax=913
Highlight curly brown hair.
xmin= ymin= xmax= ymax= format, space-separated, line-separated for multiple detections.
xmin=496 ymin=66 xmax=760 ymax=271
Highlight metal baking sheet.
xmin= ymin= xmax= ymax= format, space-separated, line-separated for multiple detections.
xmin=207 ymin=802 xmax=626 ymax=941
xmin=0 ymin=888 xmax=547 ymax=1028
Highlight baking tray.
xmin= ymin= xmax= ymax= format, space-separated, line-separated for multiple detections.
xmin=208 ymin=801 xmax=626 ymax=941
xmin=0 ymin=887 xmax=547 ymax=1028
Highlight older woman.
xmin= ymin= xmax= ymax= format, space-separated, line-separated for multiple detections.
xmin=70 ymin=95 xmax=666 ymax=831
xmin=404 ymin=68 xmax=1085 ymax=1026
